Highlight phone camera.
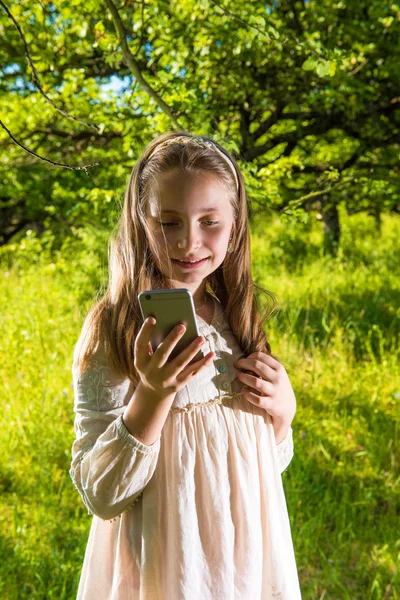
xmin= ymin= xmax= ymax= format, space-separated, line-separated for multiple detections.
xmin=145 ymin=294 xmax=151 ymax=300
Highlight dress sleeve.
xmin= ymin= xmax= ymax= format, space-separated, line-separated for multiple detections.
xmin=276 ymin=425 xmax=294 ymax=473
xmin=69 ymin=346 xmax=161 ymax=521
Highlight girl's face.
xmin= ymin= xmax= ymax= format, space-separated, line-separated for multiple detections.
xmin=146 ymin=169 xmax=235 ymax=285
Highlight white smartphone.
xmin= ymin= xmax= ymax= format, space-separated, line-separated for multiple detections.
xmin=138 ymin=288 xmax=204 ymax=365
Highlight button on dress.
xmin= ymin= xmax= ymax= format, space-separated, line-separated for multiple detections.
xmin=70 ymin=295 xmax=302 ymax=599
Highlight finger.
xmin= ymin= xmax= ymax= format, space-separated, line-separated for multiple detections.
xmin=153 ymin=322 xmax=189 ymax=366
xmin=245 ymin=353 xmax=282 ymax=372
xmin=242 ymin=388 xmax=270 ymax=409
xmin=237 ymin=372 xmax=274 ymax=395
xmin=178 ymin=350 xmax=215 ymax=382
xmin=236 ymin=372 xmax=264 ymax=392
xmin=263 ymin=354 xmax=282 ymax=371
xmin=134 ymin=316 xmax=156 ymax=358
xmin=237 ymin=359 xmax=276 ymax=382
xmin=168 ymin=332 xmax=207 ymax=373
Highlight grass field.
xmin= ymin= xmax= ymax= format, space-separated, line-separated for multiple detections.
xmin=0 ymin=204 xmax=399 ymax=599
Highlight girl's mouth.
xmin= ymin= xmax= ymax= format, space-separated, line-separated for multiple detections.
xmin=171 ymin=257 xmax=210 ymax=269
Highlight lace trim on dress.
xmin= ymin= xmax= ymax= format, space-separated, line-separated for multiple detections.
xmin=169 ymin=391 xmax=244 ymax=413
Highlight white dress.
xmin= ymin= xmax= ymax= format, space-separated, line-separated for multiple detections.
xmin=70 ymin=295 xmax=302 ymax=599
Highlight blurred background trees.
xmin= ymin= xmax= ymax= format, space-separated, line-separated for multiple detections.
xmin=1 ymin=0 xmax=399 ymax=256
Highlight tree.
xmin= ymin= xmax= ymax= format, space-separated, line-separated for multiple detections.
xmin=1 ymin=0 xmax=399 ymax=254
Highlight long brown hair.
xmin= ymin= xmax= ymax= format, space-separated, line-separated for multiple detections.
xmin=73 ymin=131 xmax=279 ymax=386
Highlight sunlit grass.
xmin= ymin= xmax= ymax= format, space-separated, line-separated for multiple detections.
xmin=0 ymin=207 xmax=399 ymax=599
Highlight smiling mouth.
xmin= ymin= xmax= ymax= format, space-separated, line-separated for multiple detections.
xmin=172 ymin=257 xmax=210 ymax=264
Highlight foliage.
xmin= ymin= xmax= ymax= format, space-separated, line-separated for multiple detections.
xmin=0 ymin=0 xmax=399 ymax=250
xmin=0 ymin=210 xmax=399 ymax=598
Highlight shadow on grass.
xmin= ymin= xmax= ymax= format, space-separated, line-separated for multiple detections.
xmin=273 ymin=286 xmax=400 ymax=362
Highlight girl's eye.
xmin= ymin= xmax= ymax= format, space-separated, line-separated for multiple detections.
xmin=159 ymin=221 xmax=220 ymax=227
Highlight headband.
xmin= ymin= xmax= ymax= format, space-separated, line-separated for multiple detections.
xmin=147 ymin=135 xmax=239 ymax=190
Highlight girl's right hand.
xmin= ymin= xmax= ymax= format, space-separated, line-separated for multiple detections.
xmin=134 ymin=317 xmax=215 ymax=400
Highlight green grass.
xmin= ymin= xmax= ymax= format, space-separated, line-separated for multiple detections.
xmin=0 ymin=205 xmax=399 ymax=599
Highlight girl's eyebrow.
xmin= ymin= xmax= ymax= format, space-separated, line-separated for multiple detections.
xmin=159 ymin=207 xmax=221 ymax=214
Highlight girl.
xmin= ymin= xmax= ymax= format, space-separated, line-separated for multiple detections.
xmin=70 ymin=132 xmax=302 ymax=599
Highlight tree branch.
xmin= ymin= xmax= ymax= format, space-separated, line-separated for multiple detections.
xmin=0 ymin=120 xmax=99 ymax=174
xmin=103 ymin=0 xmax=183 ymax=130
xmin=245 ymin=99 xmax=400 ymax=164
xmin=208 ymin=0 xmax=325 ymax=59
xmin=252 ymin=105 xmax=285 ymax=141
xmin=243 ymin=121 xmax=328 ymax=161
xmin=0 ymin=0 xmax=101 ymax=133
xmin=1 ymin=220 xmax=32 ymax=245
xmin=209 ymin=0 xmax=277 ymax=42
xmin=19 ymin=127 xmax=123 ymax=142
xmin=279 ymin=176 xmax=356 ymax=214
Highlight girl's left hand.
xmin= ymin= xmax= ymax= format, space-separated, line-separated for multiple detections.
xmin=233 ymin=351 xmax=296 ymax=424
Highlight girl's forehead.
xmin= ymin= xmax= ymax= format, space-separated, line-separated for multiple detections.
xmin=147 ymin=173 xmax=233 ymax=217
xmin=153 ymin=170 xmax=227 ymax=193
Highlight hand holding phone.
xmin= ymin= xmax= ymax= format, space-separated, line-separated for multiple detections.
xmin=134 ymin=316 xmax=215 ymax=400
xmin=138 ymin=288 xmax=207 ymax=364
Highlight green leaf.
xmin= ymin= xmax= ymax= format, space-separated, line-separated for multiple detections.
xmin=270 ymin=27 xmax=280 ymax=40
xmin=302 ymin=57 xmax=317 ymax=71
xmin=316 ymin=60 xmax=330 ymax=77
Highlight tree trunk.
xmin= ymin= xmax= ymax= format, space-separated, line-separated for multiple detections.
xmin=373 ymin=204 xmax=381 ymax=234
xmin=320 ymin=194 xmax=340 ymax=256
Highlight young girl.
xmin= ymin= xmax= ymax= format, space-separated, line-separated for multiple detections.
xmin=70 ymin=132 xmax=302 ymax=599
